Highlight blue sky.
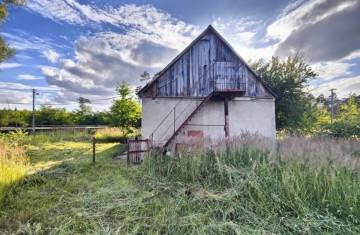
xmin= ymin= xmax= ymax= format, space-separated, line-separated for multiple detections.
xmin=1 ymin=0 xmax=360 ymax=110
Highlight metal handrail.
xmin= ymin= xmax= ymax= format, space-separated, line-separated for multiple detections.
xmin=150 ymin=61 xmax=218 ymax=140
xmin=150 ymin=61 xmax=247 ymax=144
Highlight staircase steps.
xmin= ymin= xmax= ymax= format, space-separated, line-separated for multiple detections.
xmin=163 ymin=92 xmax=214 ymax=149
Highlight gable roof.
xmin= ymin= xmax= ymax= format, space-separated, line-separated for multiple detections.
xmin=138 ymin=25 xmax=276 ymax=98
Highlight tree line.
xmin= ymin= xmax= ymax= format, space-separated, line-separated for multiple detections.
xmin=0 ymin=81 xmax=142 ymax=136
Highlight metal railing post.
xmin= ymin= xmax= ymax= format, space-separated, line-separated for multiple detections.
xmin=173 ymin=107 xmax=176 ymax=134
xmin=92 ymin=137 xmax=96 ymax=163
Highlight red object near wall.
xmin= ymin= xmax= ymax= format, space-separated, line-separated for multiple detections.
xmin=188 ymin=130 xmax=204 ymax=138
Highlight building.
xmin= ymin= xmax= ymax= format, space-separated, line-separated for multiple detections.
xmin=138 ymin=25 xmax=276 ymax=152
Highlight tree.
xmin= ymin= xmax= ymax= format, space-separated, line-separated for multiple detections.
xmin=0 ymin=108 xmax=31 ymax=127
xmin=110 ymin=81 xmax=141 ymax=136
xmin=1 ymin=0 xmax=26 ymax=64
xmin=251 ymin=54 xmax=318 ymax=131
xmin=135 ymin=71 xmax=152 ymax=95
xmin=140 ymin=71 xmax=150 ymax=83
xmin=316 ymin=93 xmax=341 ymax=119
xmin=328 ymin=94 xmax=360 ymax=138
xmin=36 ymin=106 xmax=75 ymax=126
xmin=74 ymin=97 xmax=93 ymax=125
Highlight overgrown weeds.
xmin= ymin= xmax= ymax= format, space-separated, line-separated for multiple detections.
xmin=139 ymin=135 xmax=360 ymax=234
xmin=94 ymin=127 xmax=139 ymax=143
xmin=0 ymin=135 xmax=29 ymax=201
xmin=0 ymin=133 xmax=359 ymax=234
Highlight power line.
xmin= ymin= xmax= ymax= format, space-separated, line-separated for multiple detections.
xmin=91 ymin=96 xmax=120 ymax=101
xmin=0 ymin=95 xmax=122 ymax=106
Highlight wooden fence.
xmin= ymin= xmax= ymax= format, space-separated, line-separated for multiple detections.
xmin=127 ymin=138 xmax=149 ymax=164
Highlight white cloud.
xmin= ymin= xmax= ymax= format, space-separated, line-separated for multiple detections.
xmin=28 ymin=1 xmax=200 ymax=50
xmin=43 ymin=49 xmax=61 ymax=63
xmin=41 ymin=37 xmax=140 ymax=99
xmin=343 ymin=49 xmax=360 ymax=61
xmin=16 ymin=54 xmax=32 ymax=59
xmin=266 ymin=0 xmax=357 ymax=42
xmin=0 ymin=88 xmax=64 ymax=110
xmin=2 ymin=32 xmax=65 ymax=56
xmin=0 ymin=63 xmax=22 ymax=70
xmin=0 ymin=89 xmax=32 ymax=106
xmin=312 ymin=61 xmax=355 ymax=80
xmin=213 ymin=17 xmax=260 ymax=44
xmin=211 ymin=17 xmax=277 ymax=61
xmin=310 ymin=75 xmax=360 ymax=98
xmin=33 ymin=3 xmax=201 ymax=105
xmin=0 ymin=82 xmax=59 ymax=91
xmin=17 ymin=74 xmax=43 ymax=80
xmin=28 ymin=0 xmax=85 ymax=25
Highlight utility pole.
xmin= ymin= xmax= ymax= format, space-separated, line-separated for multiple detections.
xmin=330 ymin=88 xmax=336 ymax=124
xmin=32 ymin=89 xmax=35 ymax=133
xmin=6 ymin=99 xmax=10 ymax=109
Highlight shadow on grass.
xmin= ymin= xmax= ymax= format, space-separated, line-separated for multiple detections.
xmin=0 ymin=142 xmax=131 ymax=233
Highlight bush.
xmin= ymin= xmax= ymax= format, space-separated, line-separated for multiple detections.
xmin=326 ymin=121 xmax=360 ymax=138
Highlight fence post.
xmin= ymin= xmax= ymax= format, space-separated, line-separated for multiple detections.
xmin=92 ymin=137 xmax=96 ymax=163
xmin=127 ymin=139 xmax=130 ymax=163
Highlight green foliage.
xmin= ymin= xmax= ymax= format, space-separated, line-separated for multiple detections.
xmin=326 ymin=121 xmax=359 ymax=138
xmin=0 ymin=106 xmax=110 ymax=127
xmin=0 ymin=129 xmax=28 ymax=145
xmin=337 ymin=95 xmax=360 ymax=124
xmin=73 ymin=97 xmax=93 ymax=125
xmin=314 ymin=94 xmax=360 ymax=138
xmin=116 ymin=81 xmax=132 ymax=100
xmin=110 ymin=81 xmax=141 ymax=135
xmin=251 ymin=54 xmax=318 ymax=132
xmin=0 ymin=108 xmax=31 ymax=127
xmin=325 ymin=95 xmax=360 ymax=138
xmin=0 ymin=0 xmax=26 ymax=64
xmin=35 ymin=105 xmax=75 ymax=125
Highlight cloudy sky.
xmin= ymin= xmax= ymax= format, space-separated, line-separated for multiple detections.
xmin=1 ymin=0 xmax=359 ymax=110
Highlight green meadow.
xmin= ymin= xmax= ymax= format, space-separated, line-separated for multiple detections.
xmin=0 ymin=130 xmax=359 ymax=234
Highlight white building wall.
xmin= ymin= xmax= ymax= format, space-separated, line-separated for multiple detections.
xmin=141 ymin=97 xmax=276 ymax=149
xmin=141 ymin=97 xmax=203 ymax=146
xmin=229 ymin=97 xmax=276 ymax=138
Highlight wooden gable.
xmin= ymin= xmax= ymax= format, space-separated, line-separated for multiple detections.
xmin=139 ymin=25 xmax=275 ymax=99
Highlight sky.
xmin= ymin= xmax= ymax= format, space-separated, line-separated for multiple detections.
xmin=1 ymin=0 xmax=360 ymax=111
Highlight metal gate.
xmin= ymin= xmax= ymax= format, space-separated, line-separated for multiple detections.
xmin=127 ymin=138 xmax=149 ymax=164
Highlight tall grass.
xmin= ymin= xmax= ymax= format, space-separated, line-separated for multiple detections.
xmin=0 ymin=140 xmax=28 ymax=201
xmin=23 ymin=129 xmax=93 ymax=145
xmin=139 ymin=135 xmax=360 ymax=233
xmin=1 ymin=132 xmax=359 ymax=234
xmin=94 ymin=127 xmax=140 ymax=142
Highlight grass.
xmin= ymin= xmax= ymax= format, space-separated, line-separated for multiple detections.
xmin=140 ymin=137 xmax=360 ymax=234
xmin=0 ymin=132 xmax=359 ymax=234
xmin=0 ymin=140 xmax=28 ymax=201
xmin=94 ymin=127 xmax=140 ymax=143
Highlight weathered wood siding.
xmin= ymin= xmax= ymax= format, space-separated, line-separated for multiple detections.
xmin=143 ymin=30 xmax=271 ymax=98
